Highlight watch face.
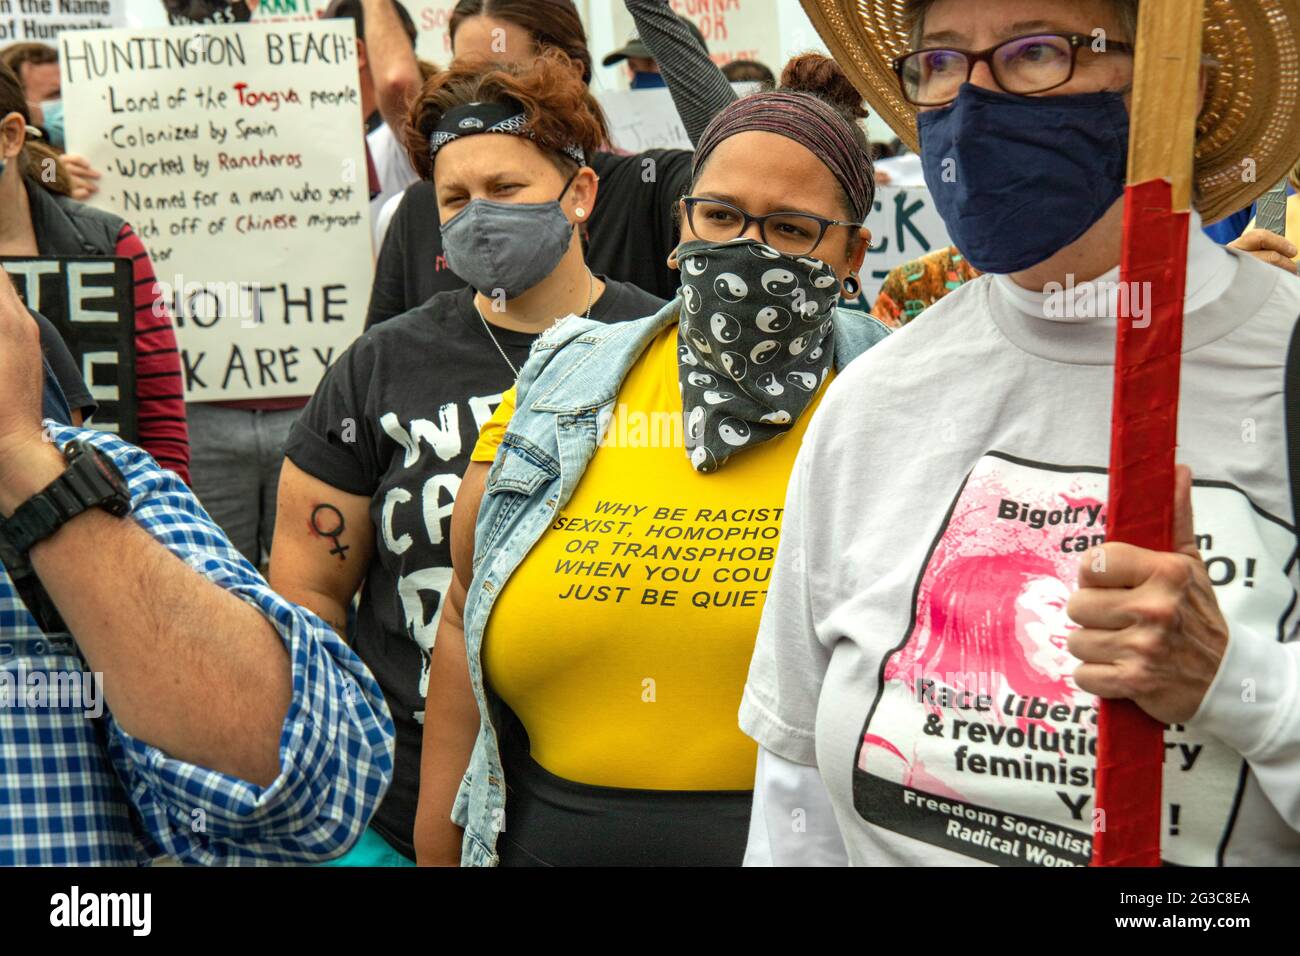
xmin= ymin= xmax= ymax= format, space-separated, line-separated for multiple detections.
xmin=66 ymin=441 xmax=132 ymax=516
xmin=90 ymin=449 xmax=131 ymax=498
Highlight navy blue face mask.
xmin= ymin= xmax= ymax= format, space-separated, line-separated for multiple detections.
xmin=918 ymin=83 xmax=1130 ymax=275
xmin=630 ymin=71 xmax=667 ymax=89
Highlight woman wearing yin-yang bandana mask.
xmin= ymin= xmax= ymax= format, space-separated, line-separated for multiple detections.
xmin=413 ymin=54 xmax=892 ymax=867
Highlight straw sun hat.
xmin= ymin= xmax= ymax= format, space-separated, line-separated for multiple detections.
xmin=798 ymin=0 xmax=1300 ymax=222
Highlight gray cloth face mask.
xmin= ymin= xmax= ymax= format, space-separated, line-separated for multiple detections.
xmin=676 ymin=238 xmax=840 ymax=473
xmin=440 ymin=177 xmax=577 ymax=299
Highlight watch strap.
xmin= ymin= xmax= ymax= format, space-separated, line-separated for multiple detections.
xmin=0 ymin=443 xmax=130 ymax=573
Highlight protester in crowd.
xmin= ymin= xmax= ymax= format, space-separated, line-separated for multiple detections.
xmin=0 ymin=65 xmax=191 ymax=482
xmin=182 ymin=0 xmax=419 ymax=568
xmin=366 ymin=0 xmax=733 ymax=322
xmin=870 ymin=244 xmax=981 ymax=327
xmin=269 ymin=52 xmax=665 ymax=867
xmin=0 ymin=43 xmax=100 ymax=199
xmin=372 ymin=57 xmax=444 ymax=246
xmin=722 ymin=58 xmax=776 ymax=87
xmin=1193 ymin=185 xmax=1295 ymax=251
xmin=0 ymin=43 xmax=58 ymax=129
xmin=1244 ymin=159 xmax=1300 ymax=265
xmin=1203 ymin=206 xmax=1255 ymax=245
xmin=0 ymin=45 xmax=120 ymax=197
xmin=40 ymin=352 xmax=74 ymax=428
xmin=32 ymin=309 xmax=94 ymax=427
xmin=602 ymin=20 xmax=709 ymax=89
xmin=872 ymin=218 xmax=1295 ymax=331
xmin=412 ymin=55 xmax=889 ymax=867
xmin=0 ymin=270 xmax=394 ymax=864
xmin=743 ymin=0 xmax=1300 ymax=867
xmin=324 ymin=0 xmax=423 ymax=239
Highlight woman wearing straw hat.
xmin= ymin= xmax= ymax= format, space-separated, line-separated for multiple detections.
xmin=743 ymin=0 xmax=1300 ymax=866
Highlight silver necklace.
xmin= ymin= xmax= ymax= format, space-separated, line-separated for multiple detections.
xmin=475 ymin=268 xmax=596 ymax=378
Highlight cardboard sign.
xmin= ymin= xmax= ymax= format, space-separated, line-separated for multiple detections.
xmin=597 ymin=87 xmax=695 ymax=152
xmin=60 ymin=20 xmax=374 ymax=402
xmin=596 ymin=82 xmax=757 ymax=153
xmin=0 ymin=0 xmax=124 ymax=44
xmin=4 ymin=256 xmax=137 ymax=442
xmin=406 ymin=0 xmax=455 ymax=63
xmin=861 ymin=185 xmax=954 ymax=306
xmin=609 ymin=0 xmax=781 ymax=70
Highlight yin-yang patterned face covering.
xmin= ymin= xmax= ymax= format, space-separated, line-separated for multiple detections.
xmin=675 ymin=238 xmax=840 ymax=473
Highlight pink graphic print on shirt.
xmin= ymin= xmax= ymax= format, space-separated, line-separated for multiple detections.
xmin=851 ymin=452 xmax=1293 ymax=867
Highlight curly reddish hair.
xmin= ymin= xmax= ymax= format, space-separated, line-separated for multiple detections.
xmin=404 ymin=49 xmax=608 ymax=181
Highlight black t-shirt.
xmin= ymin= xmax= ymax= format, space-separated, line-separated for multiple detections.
xmin=34 ymin=309 xmax=95 ymax=419
xmin=286 ymin=278 xmax=666 ymax=859
xmin=365 ymin=149 xmax=693 ymax=329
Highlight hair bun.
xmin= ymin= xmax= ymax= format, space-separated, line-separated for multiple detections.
xmin=778 ymin=52 xmax=868 ymax=120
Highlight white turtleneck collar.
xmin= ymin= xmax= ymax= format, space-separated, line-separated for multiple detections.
xmin=986 ymin=211 xmax=1251 ymax=365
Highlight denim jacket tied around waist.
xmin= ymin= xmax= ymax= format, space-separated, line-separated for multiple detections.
xmin=453 ymin=295 xmax=891 ymax=866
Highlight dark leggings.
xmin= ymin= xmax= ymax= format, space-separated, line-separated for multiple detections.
xmin=495 ymin=718 xmax=751 ymax=867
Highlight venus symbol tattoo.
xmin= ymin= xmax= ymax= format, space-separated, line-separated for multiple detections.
xmin=311 ymin=504 xmax=350 ymax=560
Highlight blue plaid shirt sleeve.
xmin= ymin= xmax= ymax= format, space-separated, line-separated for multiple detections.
xmin=56 ymin=425 xmax=395 ymax=865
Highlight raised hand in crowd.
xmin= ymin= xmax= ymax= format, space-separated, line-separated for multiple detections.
xmin=1229 ymin=228 xmax=1299 ymax=274
xmin=59 ymin=151 xmax=101 ymax=200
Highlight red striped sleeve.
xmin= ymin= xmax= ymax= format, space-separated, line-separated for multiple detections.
xmin=116 ymin=223 xmax=192 ymax=484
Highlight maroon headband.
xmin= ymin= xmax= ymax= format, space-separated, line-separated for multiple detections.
xmin=692 ymin=91 xmax=873 ymax=222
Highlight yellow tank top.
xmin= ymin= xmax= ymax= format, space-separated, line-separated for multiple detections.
xmin=475 ymin=324 xmax=829 ymax=790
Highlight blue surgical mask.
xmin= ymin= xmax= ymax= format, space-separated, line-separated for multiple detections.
xmin=919 ymin=83 xmax=1130 ymax=274
xmin=440 ymin=175 xmax=577 ymax=299
xmin=40 ymin=100 xmax=65 ymax=150
xmin=630 ymin=70 xmax=667 ymax=89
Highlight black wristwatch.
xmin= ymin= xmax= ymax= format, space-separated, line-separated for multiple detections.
xmin=0 ymin=438 xmax=132 ymax=578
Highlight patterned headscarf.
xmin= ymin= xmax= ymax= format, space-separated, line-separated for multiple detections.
xmin=429 ymin=100 xmax=586 ymax=166
xmin=692 ymin=91 xmax=873 ymax=222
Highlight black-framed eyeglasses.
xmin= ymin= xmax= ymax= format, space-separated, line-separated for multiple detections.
xmin=681 ymin=196 xmax=859 ymax=257
xmin=892 ymin=32 xmax=1136 ymax=107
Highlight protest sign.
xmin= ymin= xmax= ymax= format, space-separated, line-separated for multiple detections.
xmin=860 ymin=185 xmax=953 ymax=305
xmin=597 ymin=82 xmax=757 ymax=153
xmin=157 ymin=0 xmax=318 ymax=26
xmin=61 ymin=21 xmax=374 ymax=402
xmin=4 ymin=256 xmax=137 ymax=441
xmin=406 ymin=0 xmax=455 ymax=62
xmin=597 ymin=87 xmax=694 ymax=152
xmin=0 ymin=0 xmax=124 ymax=43
xmin=406 ymin=0 xmax=593 ymax=63
xmin=247 ymin=0 xmax=317 ymax=21
xmin=607 ymin=0 xmax=782 ymax=69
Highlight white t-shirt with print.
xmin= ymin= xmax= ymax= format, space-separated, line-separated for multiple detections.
xmin=741 ymin=229 xmax=1300 ymax=867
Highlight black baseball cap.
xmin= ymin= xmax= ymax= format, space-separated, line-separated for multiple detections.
xmin=602 ymin=17 xmax=708 ymax=67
